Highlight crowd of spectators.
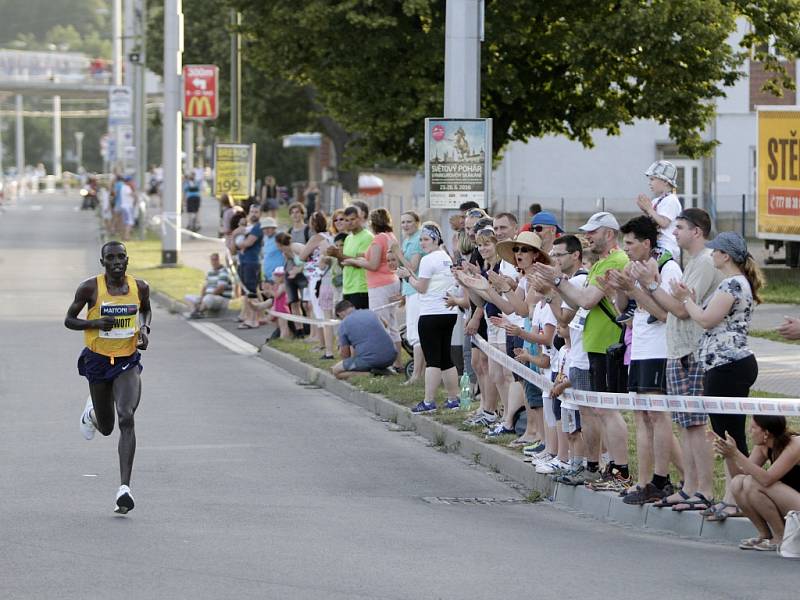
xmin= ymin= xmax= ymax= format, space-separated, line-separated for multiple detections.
xmin=207 ymin=160 xmax=799 ymax=554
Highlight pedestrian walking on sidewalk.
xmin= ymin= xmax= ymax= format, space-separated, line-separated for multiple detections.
xmin=64 ymin=241 xmax=152 ymax=514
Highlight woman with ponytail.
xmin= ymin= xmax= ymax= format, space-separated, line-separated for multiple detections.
xmin=714 ymin=415 xmax=800 ymax=551
xmin=671 ymin=231 xmax=763 ymax=520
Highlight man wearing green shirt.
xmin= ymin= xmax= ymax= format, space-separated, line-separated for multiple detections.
xmin=338 ymin=205 xmax=373 ymax=309
xmin=532 ymin=211 xmax=631 ymax=489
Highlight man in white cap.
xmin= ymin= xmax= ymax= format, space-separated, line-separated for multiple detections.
xmin=531 ymin=211 xmax=631 ymax=489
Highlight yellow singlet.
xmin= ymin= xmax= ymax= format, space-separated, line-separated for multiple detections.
xmin=84 ymin=274 xmax=140 ymax=361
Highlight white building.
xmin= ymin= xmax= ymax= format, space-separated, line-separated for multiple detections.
xmin=492 ymin=23 xmax=797 ymax=233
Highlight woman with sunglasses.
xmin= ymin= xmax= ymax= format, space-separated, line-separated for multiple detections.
xmin=329 ymin=208 xmax=347 ymax=236
xmin=456 ymin=232 xmax=552 ymax=443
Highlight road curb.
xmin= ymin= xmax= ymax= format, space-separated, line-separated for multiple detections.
xmin=251 ymin=343 xmax=757 ymax=545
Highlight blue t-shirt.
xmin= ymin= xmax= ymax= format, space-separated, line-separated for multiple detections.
xmin=183 ymin=181 xmax=200 ymax=198
xmin=239 ymin=223 xmax=263 ymax=265
xmin=261 ymin=232 xmax=284 ymax=281
xmin=338 ymin=310 xmax=397 ymax=367
xmin=401 ymin=230 xmax=424 ymax=296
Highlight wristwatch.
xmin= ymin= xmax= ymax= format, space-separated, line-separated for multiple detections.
xmin=647 ymin=281 xmax=659 ymax=293
xmin=553 ymin=276 xmax=562 ymax=287
xmin=544 ymin=296 xmax=553 ymax=304
xmin=141 ymin=324 xmax=151 ymax=334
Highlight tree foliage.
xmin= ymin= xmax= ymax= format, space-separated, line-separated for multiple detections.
xmin=229 ymin=0 xmax=800 ymax=164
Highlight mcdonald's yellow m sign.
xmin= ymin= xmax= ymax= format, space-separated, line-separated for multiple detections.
xmin=186 ymin=96 xmax=213 ymax=119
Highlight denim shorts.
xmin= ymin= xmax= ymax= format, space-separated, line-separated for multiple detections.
xmin=525 ymin=380 xmax=543 ymax=408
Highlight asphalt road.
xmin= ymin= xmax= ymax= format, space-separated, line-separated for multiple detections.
xmin=1 ymin=193 xmax=798 ymax=599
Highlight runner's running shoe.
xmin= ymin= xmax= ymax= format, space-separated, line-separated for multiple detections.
xmin=114 ymin=485 xmax=135 ymax=515
xmin=79 ymin=396 xmax=96 ymax=440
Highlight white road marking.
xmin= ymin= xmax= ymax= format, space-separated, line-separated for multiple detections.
xmin=187 ymin=321 xmax=259 ymax=355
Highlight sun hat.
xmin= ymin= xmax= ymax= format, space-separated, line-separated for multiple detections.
xmin=260 ymin=216 xmax=278 ymax=229
xmin=706 ymin=231 xmax=749 ymax=263
xmin=579 ymin=211 xmax=620 ymax=232
xmin=497 ymin=231 xmax=544 ymax=264
xmin=531 ymin=211 xmax=564 ymax=233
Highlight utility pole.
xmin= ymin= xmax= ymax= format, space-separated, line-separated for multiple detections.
xmin=444 ymin=0 xmax=482 ymax=119
xmin=15 ymin=94 xmax=24 ymax=184
xmin=134 ymin=0 xmax=148 ymax=190
xmin=230 ymin=10 xmax=241 ymax=143
xmin=52 ymin=95 xmax=62 ymax=178
xmin=112 ymin=0 xmax=123 ymax=86
xmin=441 ymin=0 xmax=483 ymax=239
xmin=161 ymin=0 xmax=183 ymax=265
xmin=74 ymin=131 xmax=84 ymax=172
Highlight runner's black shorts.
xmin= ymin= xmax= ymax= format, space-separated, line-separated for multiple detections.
xmin=78 ymin=348 xmax=142 ymax=384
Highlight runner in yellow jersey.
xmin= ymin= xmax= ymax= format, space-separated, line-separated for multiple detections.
xmin=65 ymin=241 xmax=152 ymax=514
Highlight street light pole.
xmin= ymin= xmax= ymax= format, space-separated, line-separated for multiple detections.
xmin=15 ymin=94 xmax=24 ymax=184
xmin=161 ymin=0 xmax=183 ymax=265
xmin=230 ymin=9 xmax=241 ymax=143
xmin=52 ymin=95 xmax=62 ymax=178
xmin=74 ymin=131 xmax=84 ymax=172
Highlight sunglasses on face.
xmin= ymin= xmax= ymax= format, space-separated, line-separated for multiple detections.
xmin=466 ymin=210 xmax=484 ymax=217
xmin=512 ymin=246 xmax=534 ymax=254
xmin=533 ymin=225 xmax=553 ymax=233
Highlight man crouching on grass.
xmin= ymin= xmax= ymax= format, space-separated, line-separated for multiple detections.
xmin=331 ymin=300 xmax=398 ymax=380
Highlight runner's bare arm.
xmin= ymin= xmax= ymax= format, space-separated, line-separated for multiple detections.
xmin=65 ymin=279 xmax=113 ymax=331
xmin=137 ymin=279 xmax=152 ymax=350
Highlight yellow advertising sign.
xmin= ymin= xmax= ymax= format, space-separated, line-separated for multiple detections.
xmin=214 ymin=143 xmax=255 ymax=202
xmin=757 ymin=109 xmax=800 ymax=240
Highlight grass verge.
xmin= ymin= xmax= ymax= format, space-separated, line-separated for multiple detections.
xmin=762 ymin=270 xmax=800 ymax=305
xmin=124 ymin=239 xmax=205 ymax=304
xmin=750 ymin=329 xmax=800 ymax=345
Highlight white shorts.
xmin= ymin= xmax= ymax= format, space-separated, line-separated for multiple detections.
xmin=405 ymin=293 xmax=420 ymax=346
xmin=369 ymin=280 xmax=401 ymax=343
xmin=486 ymin=319 xmax=506 ymax=345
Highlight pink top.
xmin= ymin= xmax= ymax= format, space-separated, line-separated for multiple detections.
xmin=366 ymin=232 xmax=400 ymax=289
xmin=273 ymin=291 xmax=289 ymax=314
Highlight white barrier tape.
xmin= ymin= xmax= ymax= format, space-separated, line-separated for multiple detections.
xmin=472 ymin=334 xmax=800 ymax=416
xmin=266 ymin=300 xmax=403 ymax=328
xmin=156 ymin=214 xmax=226 ymax=244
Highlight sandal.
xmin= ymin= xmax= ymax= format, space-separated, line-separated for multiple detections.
xmin=653 ymin=490 xmax=690 ymax=508
xmin=739 ymin=537 xmax=765 ymax=550
xmin=672 ymin=492 xmax=714 ymax=512
xmin=237 ymin=323 xmax=255 ymax=329
xmin=753 ymin=539 xmax=779 ymax=552
xmin=705 ymin=502 xmax=744 ymax=522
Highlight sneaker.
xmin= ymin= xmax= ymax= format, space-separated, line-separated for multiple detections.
xmin=587 ymin=468 xmax=633 ymax=493
xmin=485 ymin=424 xmax=516 ymax=438
xmin=531 ymin=453 xmax=555 ymax=466
xmin=444 ymin=398 xmax=461 ymax=410
xmin=536 ymin=458 xmax=570 ymax=474
xmin=79 ymin=396 xmax=96 ymax=441
xmin=114 ymin=485 xmax=135 ymax=515
xmin=622 ymin=482 xmax=667 ymax=505
xmin=522 ymin=443 xmax=546 ymax=456
xmin=615 ymin=300 xmax=636 ymax=324
xmin=559 ymin=466 xmax=597 ymax=486
xmin=555 ymin=465 xmax=586 ymax=484
xmin=464 ymin=410 xmax=497 ymax=427
xmin=411 ymin=401 xmax=437 ymax=414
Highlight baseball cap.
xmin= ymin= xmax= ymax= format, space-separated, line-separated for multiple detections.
xmin=579 ymin=211 xmax=620 ymax=232
xmin=531 ymin=211 xmax=564 ymax=233
xmin=706 ymin=231 xmax=748 ymax=263
xmin=273 ymin=266 xmax=285 ymax=275
xmin=259 ymin=216 xmax=278 ymax=229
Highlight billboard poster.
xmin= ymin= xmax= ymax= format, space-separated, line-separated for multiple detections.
xmin=756 ymin=108 xmax=800 ymax=241
xmin=214 ymin=143 xmax=256 ymax=202
xmin=425 ymin=118 xmax=492 ymax=209
xmin=108 ymin=85 xmax=132 ymax=127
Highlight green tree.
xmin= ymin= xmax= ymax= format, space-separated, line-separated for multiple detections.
xmin=229 ymin=0 xmax=800 ymax=164
xmin=0 ymin=0 xmax=109 ymax=48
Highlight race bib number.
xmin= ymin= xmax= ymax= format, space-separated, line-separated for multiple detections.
xmin=99 ymin=303 xmax=138 ymax=339
xmin=570 ymin=307 xmax=589 ymax=332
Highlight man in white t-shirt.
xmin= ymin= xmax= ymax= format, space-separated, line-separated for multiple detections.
xmin=606 ymin=216 xmax=683 ymax=505
xmin=544 ymin=235 xmax=591 ymax=483
xmin=636 ymin=160 xmax=682 ymax=259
